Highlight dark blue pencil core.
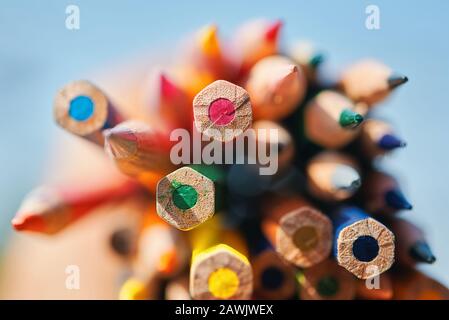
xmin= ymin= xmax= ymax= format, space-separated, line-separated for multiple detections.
xmin=261 ymin=266 xmax=284 ymax=290
xmin=352 ymin=235 xmax=379 ymax=262
xmin=69 ymin=96 xmax=94 ymax=121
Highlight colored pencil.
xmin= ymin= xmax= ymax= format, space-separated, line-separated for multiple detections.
xmin=355 ymin=272 xmax=393 ymax=300
xmin=245 ymin=55 xmax=307 ymax=121
xmin=303 ymin=90 xmax=366 ymax=149
xmin=145 ymin=71 xmax=192 ymax=131
xmin=261 ymin=194 xmax=332 ymax=268
xmin=359 ymin=119 xmax=406 ymax=158
xmin=156 ymin=166 xmax=215 ymax=230
xmin=392 ymin=268 xmax=449 ymax=300
xmin=252 ymin=249 xmax=297 ymax=300
xmin=363 ymin=170 xmax=413 ymax=215
xmin=104 ymin=120 xmax=175 ymax=191
xmin=53 ymin=80 xmax=123 ymax=145
xmin=135 ymin=210 xmax=190 ymax=278
xmin=12 ymin=180 xmax=138 ymax=234
xmin=165 ymin=275 xmax=191 ymax=300
xmin=306 ymin=151 xmax=362 ymax=202
xmin=193 ymin=79 xmax=253 ymax=142
xmin=387 ymin=217 xmax=436 ymax=266
xmin=297 ymin=259 xmax=356 ymax=300
xmin=190 ymin=24 xmax=235 ymax=80
xmin=118 ymin=274 xmax=160 ymax=300
xmin=288 ymin=40 xmax=325 ymax=83
xmin=252 ymin=120 xmax=295 ymax=172
xmin=331 ymin=206 xmax=395 ymax=279
xmin=339 ymin=59 xmax=408 ymax=106
xmin=189 ymin=216 xmax=252 ymax=300
xmin=231 ymin=19 xmax=283 ymax=75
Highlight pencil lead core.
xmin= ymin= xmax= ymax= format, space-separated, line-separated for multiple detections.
xmin=410 ymin=241 xmax=436 ymax=264
xmin=388 ymin=74 xmax=408 ymax=89
xmin=378 ymin=134 xmax=407 ymax=150
xmin=265 ymin=20 xmax=283 ymax=42
xmin=309 ymin=53 xmax=325 ymax=68
xmin=339 ymin=109 xmax=364 ymax=129
xmin=385 ymin=189 xmax=413 ymax=210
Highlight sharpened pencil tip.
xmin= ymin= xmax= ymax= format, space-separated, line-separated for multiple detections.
xmin=339 ymin=109 xmax=364 ymax=129
xmin=265 ymin=19 xmax=283 ymax=42
xmin=388 ymin=74 xmax=408 ymax=89
xmin=309 ymin=53 xmax=325 ymax=68
xmin=200 ymin=24 xmax=220 ymax=56
xmin=410 ymin=241 xmax=436 ymax=264
xmin=158 ymin=250 xmax=178 ymax=275
xmin=385 ymin=189 xmax=413 ymax=210
xmin=11 ymin=214 xmax=45 ymax=232
xmin=378 ymin=134 xmax=407 ymax=150
xmin=104 ymin=127 xmax=138 ymax=159
xmin=159 ymin=73 xmax=179 ymax=99
xmin=332 ymin=165 xmax=361 ymax=192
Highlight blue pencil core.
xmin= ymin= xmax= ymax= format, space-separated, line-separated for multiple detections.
xmin=69 ymin=96 xmax=94 ymax=121
xmin=261 ymin=266 xmax=284 ymax=290
xmin=352 ymin=235 xmax=379 ymax=262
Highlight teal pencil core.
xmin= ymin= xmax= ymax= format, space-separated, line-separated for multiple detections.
xmin=339 ymin=109 xmax=364 ymax=129
xmin=171 ymin=182 xmax=198 ymax=210
xmin=69 ymin=96 xmax=94 ymax=121
xmin=317 ymin=276 xmax=339 ymax=297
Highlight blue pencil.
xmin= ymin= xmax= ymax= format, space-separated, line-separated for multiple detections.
xmin=331 ymin=206 xmax=395 ymax=279
xmin=54 ymin=80 xmax=123 ymax=145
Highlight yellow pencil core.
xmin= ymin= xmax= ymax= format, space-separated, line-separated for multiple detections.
xmin=208 ymin=267 xmax=239 ymax=299
xmin=119 ymin=278 xmax=148 ymax=300
xmin=293 ymin=226 xmax=318 ymax=251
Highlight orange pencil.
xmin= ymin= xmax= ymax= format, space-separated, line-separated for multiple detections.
xmin=187 ymin=24 xmax=235 ymax=80
xmin=12 ymin=180 xmax=139 ymax=234
xmin=245 ymin=56 xmax=307 ymax=121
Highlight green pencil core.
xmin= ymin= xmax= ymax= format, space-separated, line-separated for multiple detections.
xmin=339 ymin=109 xmax=363 ymax=129
xmin=171 ymin=182 xmax=198 ymax=210
xmin=317 ymin=276 xmax=339 ymax=297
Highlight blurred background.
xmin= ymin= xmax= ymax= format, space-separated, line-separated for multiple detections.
xmin=0 ymin=0 xmax=448 ymax=298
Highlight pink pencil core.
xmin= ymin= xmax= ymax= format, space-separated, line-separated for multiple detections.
xmin=208 ymin=98 xmax=236 ymax=125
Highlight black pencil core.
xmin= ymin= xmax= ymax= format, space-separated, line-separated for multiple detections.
xmin=352 ymin=235 xmax=379 ymax=262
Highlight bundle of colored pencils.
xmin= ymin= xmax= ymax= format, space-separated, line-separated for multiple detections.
xmin=12 ymin=19 xmax=448 ymax=300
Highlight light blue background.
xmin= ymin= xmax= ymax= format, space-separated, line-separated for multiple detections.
xmin=1 ymin=0 xmax=448 ymax=286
